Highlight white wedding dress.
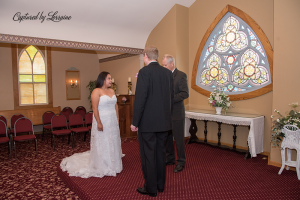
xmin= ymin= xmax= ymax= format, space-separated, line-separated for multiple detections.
xmin=60 ymin=95 xmax=123 ymax=178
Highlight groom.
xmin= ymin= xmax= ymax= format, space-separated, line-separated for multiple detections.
xmin=131 ymin=46 xmax=174 ymax=197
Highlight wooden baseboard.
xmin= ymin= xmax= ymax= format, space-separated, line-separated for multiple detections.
xmin=268 ymin=159 xmax=296 ymax=171
xmin=185 ymin=136 xmax=270 ymax=157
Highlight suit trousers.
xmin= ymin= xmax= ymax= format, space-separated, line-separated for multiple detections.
xmin=138 ymin=131 xmax=168 ymax=193
xmin=166 ymin=119 xmax=186 ymax=166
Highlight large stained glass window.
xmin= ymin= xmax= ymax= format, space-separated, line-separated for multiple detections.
xmin=18 ymin=45 xmax=47 ymax=105
xmin=192 ymin=6 xmax=273 ymax=100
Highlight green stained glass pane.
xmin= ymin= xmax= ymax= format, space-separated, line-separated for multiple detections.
xmin=34 ymin=83 xmax=47 ymax=104
xmin=20 ymin=83 xmax=33 ymax=104
xmin=19 ymin=75 xmax=33 ymax=82
xmin=33 ymin=52 xmax=45 ymax=74
xmin=19 ymin=51 xmax=32 ymax=74
xmin=33 ymin=75 xmax=45 ymax=82
xmin=26 ymin=45 xmax=38 ymax=61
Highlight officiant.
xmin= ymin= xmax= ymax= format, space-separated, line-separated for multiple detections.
xmin=162 ymin=54 xmax=189 ymax=173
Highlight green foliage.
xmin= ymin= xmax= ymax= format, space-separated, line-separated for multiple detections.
xmin=86 ymin=80 xmax=96 ymax=109
xmin=271 ymin=103 xmax=300 ymax=146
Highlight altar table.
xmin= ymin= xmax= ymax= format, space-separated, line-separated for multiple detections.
xmin=184 ymin=110 xmax=264 ymax=157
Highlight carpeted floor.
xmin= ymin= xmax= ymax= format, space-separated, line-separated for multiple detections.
xmin=1 ymin=134 xmax=300 ymax=199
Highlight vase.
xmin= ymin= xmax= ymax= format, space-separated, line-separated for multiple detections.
xmin=215 ymin=107 xmax=222 ymax=115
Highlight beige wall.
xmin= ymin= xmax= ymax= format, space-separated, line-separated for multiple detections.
xmin=146 ymin=4 xmax=190 ymax=104
xmin=146 ymin=0 xmax=274 ymax=152
xmin=99 ymin=55 xmax=140 ymax=95
xmin=51 ymin=47 xmax=100 ymax=111
xmin=0 ymin=44 xmax=100 ymax=112
xmin=188 ymin=0 xmax=274 ymax=153
xmin=0 ymin=43 xmax=14 ymax=110
xmin=270 ymin=0 xmax=300 ymax=164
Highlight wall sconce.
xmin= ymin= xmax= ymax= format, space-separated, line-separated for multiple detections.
xmin=70 ymin=79 xmax=78 ymax=88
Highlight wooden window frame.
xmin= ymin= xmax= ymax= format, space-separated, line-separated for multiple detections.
xmin=12 ymin=44 xmax=53 ymax=109
xmin=191 ymin=5 xmax=273 ymax=101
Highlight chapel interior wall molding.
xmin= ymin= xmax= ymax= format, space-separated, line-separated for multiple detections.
xmin=0 ymin=33 xmax=144 ymax=54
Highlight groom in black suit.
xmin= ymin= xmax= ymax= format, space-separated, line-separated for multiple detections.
xmin=162 ymin=54 xmax=189 ymax=173
xmin=131 ymin=46 xmax=174 ymax=197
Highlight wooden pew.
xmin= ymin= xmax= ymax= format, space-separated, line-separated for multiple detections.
xmin=0 ymin=106 xmax=61 ymax=128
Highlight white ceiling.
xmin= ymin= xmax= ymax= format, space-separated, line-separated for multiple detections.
xmin=0 ymin=0 xmax=195 ymax=49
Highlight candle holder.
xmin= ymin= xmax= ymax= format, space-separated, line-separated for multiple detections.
xmin=128 ymin=81 xmax=132 ymax=95
xmin=112 ymin=82 xmax=117 ymax=93
xmin=70 ymin=80 xmax=78 ymax=88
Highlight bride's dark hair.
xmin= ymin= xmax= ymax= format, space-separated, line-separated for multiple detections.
xmin=96 ymin=71 xmax=110 ymax=88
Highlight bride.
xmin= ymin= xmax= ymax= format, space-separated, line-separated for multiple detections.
xmin=60 ymin=71 xmax=123 ymax=178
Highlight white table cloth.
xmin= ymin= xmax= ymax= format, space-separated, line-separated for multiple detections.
xmin=184 ymin=110 xmax=264 ymax=157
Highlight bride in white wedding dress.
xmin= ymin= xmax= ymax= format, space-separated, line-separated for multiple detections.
xmin=60 ymin=71 xmax=123 ymax=178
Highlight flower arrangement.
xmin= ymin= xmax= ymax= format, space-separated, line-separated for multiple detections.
xmin=271 ymin=102 xmax=300 ymax=146
xmin=208 ymin=88 xmax=231 ymax=112
xmin=122 ymin=97 xmax=127 ymax=103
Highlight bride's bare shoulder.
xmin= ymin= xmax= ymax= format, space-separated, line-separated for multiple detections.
xmin=91 ymin=88 xmax=102 ymax=97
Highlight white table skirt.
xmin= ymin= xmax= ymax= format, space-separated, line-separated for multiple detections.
xmin=184 ymin=111 xmax=264 ymax=157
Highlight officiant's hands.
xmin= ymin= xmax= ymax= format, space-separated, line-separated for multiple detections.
xmin=97 ymin=122 xmax=103 ymax=131
xmin=130 ymin=124 xmax=138 ymax=132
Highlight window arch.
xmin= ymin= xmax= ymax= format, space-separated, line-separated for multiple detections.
xmin=192 ymin=5 xmax=273 ymax=101
xmin=12 ymin=44 xmax=53 ymax=109
xmin=18 ymin=45 xmax=47 ymax=105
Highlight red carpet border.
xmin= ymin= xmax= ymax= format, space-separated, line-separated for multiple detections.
xmin=1 ymin=134 xmax=300 ymax=199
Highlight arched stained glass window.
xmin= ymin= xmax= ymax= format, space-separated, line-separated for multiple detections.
xmin=18 ymin=45 xmax=47 ymax=105
xmin=192 ymin=5 xmax=273 ymax=101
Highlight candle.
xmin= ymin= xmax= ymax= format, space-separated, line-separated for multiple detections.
xmin=71 ymin=80 xmax=73 ymax=84
xmin=128 ymin=77 xmax=131 ymax=82
xmin=112 ymin=78 xmax=115 ymax=83
xmin=76 ymin=80 xmax=77 ymax=85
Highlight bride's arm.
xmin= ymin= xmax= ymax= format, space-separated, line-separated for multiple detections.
xmin=91 ymin=88 xmax=103 ymax=131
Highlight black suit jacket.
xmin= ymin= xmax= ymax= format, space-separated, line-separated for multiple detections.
xmin=132 ymin=62 xmax=174 ymax=132
xmin=172 ymin=68 xmax=189 ymax=120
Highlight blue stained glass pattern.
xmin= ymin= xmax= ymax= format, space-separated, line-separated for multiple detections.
xmin=223 ymin=85 xmax=246 ymax=92
xmin=196 ymin=12 xmax=271 ymax=95
xmin=203 ymin=35 xmax=216 ymax=61
xmin=247 ymin=28 xmax=265 ymax=57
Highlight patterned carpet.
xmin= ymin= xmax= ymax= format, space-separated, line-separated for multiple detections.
xmin=1 ymin=134 xmax=300 ymax=199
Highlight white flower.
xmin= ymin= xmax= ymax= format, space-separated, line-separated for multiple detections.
xmin=227 ymin=102 xmax=231 ymax=107
xmin=274 ymin=109 xmax=277 ymax=112
xmin=277 ymin=119 xmax=280 ymax=122
xmin=271 ymin=115 xmax=274 ymax=118
xmin=227 ymin=97 xmax=230 ymax=101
